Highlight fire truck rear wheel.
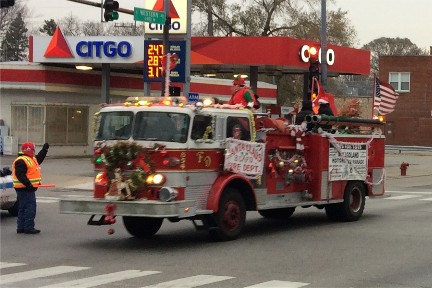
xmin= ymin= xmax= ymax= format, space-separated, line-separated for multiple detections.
xmin=209 ymin=188 xmax=246 ymax=241
xmin=122 ymin=216 xmax=163 ymax=238
xmin=258 ymin=207 xmax=295 ymax=219
xmin=325 ymin=181 xmax=365 ymax=222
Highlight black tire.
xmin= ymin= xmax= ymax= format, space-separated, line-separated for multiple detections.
xmin=8 ymin=201 xmax=19 ymax=217
xmin=122 ymin=216 xmax=163 ymax=238
xmin=258 ymin=207 xmax=295 ymax=219
xmin=324 ymin=204 xmax=341 ymax=221
xmin=209 ymin=188 xmax=246 ymax=241
xmin=325 ymin=181 xmax=366 ymax=222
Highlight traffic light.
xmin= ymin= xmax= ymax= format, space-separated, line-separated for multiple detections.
xmin=308 ymin=46 xmax=320 ymax=79
xmin=308 ymin=46 xmax=320 ymax=99
xmin=309 ymin=59 xmax=320 ymax=80
xmin=0 ymin=0 xmax=15 ymax=8
xmin=103 ymin=0 xmax=119 ymax=22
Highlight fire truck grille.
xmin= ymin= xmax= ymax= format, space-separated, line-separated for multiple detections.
xmin=185 ymin=186 xmax=211 ymax=210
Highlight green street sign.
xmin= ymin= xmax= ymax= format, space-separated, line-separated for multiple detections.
xmin=134 ymin=7 xmax=166 ymax=24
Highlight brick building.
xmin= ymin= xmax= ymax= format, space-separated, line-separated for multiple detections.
xmin=379 ymin=52 xmax=432 ymax=146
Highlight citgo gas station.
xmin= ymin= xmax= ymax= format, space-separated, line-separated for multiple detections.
xmin=0 ymin=0 xmax=371 ymax=157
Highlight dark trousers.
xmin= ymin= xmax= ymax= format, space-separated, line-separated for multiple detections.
xmin=16 ymin=189 xmax=37 ymax=231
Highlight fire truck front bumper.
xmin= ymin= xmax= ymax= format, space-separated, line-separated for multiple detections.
xmin=59 ymin=197 xmax=197 ymax=219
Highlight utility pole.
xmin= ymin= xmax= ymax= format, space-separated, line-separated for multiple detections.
xmin=321 ymin=0 xmax=328 ymax=90
xmin=161 ymin=0 xmax=170 ymax=96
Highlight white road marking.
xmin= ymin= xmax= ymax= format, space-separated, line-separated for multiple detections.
xmin=387 ymin=191 xmax=432 ymax=194
xmin=40 ymin=270 xmax=161 ymax=288
xmin=141 ymin=275 xmax=234 ymax=288
xmin=244 ymin=280 xmax=309 ymax=288
xmin=37 ymin=199 xmax=58 ymax=203
xmin=419 ymin=197 xmax=432 ymax=201
xmin=0 ymin=262 xmax=26 ymax=269
xmin=385 ymin=195 xmax=420 ymax=200
xmin=0 ymin=266 xmax=90 ymax=284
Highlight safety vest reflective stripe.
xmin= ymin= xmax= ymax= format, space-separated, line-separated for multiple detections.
xmin=12 ymin=156 xmax=42 ymax=188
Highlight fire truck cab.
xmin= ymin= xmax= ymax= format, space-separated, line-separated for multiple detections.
xmin=60 ymin=96 xmax=386 ymax=241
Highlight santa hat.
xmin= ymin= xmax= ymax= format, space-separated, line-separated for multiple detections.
xmin=21 ymin=142 xmax=35 ymax=156
xmin=233 ymin=74 xmax=246 ymax=86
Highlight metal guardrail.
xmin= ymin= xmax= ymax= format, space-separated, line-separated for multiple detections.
xmin=386 ymin=145 xmax=432 ymax=152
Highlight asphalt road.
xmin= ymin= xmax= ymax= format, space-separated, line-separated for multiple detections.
xmin=1 ymin=151 xmax=432 ymax=288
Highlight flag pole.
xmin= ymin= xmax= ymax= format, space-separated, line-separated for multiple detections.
xmin=371 ymin=74 xmax=377 ymax=119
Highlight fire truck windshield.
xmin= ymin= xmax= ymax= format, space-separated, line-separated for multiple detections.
xmin=133 ymin=112 xmax=189 ymax=143
xmin=96 ymin=111 xmax=190 ymax=143
xmin=96 ymin=111 xmax=134 ymax=140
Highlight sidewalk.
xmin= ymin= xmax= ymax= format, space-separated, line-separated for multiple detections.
xmin=1 ymin=151 xmax=432 ymax=191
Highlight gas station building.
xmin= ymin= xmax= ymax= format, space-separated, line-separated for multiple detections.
xmin=0 ymin=29 xmax=371 ymax=156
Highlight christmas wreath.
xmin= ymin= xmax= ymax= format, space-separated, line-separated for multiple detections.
xmin=96 ymin=141 xmax=155 ymax=198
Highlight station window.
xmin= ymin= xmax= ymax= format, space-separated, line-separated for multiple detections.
xmin=11 ymin=105 xmax=88 ymax=145
xmin=389 ymin=72 xmax=410 ymax=92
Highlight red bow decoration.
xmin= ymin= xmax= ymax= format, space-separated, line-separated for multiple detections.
xmin=134 ymin=154 xmax=150 ymax=173
xmin=161 ymin=53 xmax=179 ymax=70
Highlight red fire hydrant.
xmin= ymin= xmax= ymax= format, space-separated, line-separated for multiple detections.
xmin=400 ymin=162 xmax=409 ymax=176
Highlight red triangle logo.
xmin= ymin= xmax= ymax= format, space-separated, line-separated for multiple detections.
xmin=152 ymin=0 xmax=180 ymax=18
xmin=44 ymin=27 xmax=73 ymax=58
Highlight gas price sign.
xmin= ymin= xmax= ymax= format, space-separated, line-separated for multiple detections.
xmin=144 ymin=40 xmax=186 ymax=83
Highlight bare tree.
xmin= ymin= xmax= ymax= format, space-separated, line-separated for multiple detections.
xmin=192 ymin=0 xmax=355 ymax=45
xmin=58 ymin=14 xmax=83 ymax=36
xmin=82 ymin=20 xmax=105 ymax=36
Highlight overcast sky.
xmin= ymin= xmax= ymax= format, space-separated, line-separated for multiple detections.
xmin=23 ymin=0 xmax=431 ymax=50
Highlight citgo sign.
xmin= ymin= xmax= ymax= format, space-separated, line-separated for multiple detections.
xmin=144 ymin=0 xmax=187 ymax=35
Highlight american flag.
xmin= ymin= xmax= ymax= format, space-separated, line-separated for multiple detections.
xmin=373 ymin=78 xmax=399 ymax=115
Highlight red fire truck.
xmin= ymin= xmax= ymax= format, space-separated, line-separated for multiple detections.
xmin=59 ymin=96 xmax=386 ymax=241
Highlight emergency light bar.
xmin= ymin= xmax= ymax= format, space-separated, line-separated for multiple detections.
xmin=124 ymin=96 xmax=188 ymax=107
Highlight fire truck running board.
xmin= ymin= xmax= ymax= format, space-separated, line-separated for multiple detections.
xmin=257 ymin=199 xmax=343 ymax=210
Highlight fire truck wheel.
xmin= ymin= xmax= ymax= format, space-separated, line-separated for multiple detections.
xmin=325 ymin=181 xmax=365 ymax=222
xmin=258 ymin=207 xmax=295 ymax=219
xmin=209 ymin=188 xmax=246 ymax=241
xmin=122 ymin=216 xmax=163 ymax=238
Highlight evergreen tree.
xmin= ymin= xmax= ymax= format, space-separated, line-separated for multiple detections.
xmin=1 ymin=12 xmax=28 ymax=61
xmin=39 ymin=19 xmax=57 ymax=36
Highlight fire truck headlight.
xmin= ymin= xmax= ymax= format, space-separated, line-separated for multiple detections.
xmin=159 ymin=187 xmax=178 ymax=202
xmin=95 ymin=171 xmax=108 ymax=186
xmin=146 ymin=174 xmax=166 ymax=185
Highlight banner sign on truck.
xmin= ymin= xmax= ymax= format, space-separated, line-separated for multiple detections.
xmin=329 ymin=142 xmax=368 ymax=181
xmin=224 ymin=138 xmax=265 ymax=178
